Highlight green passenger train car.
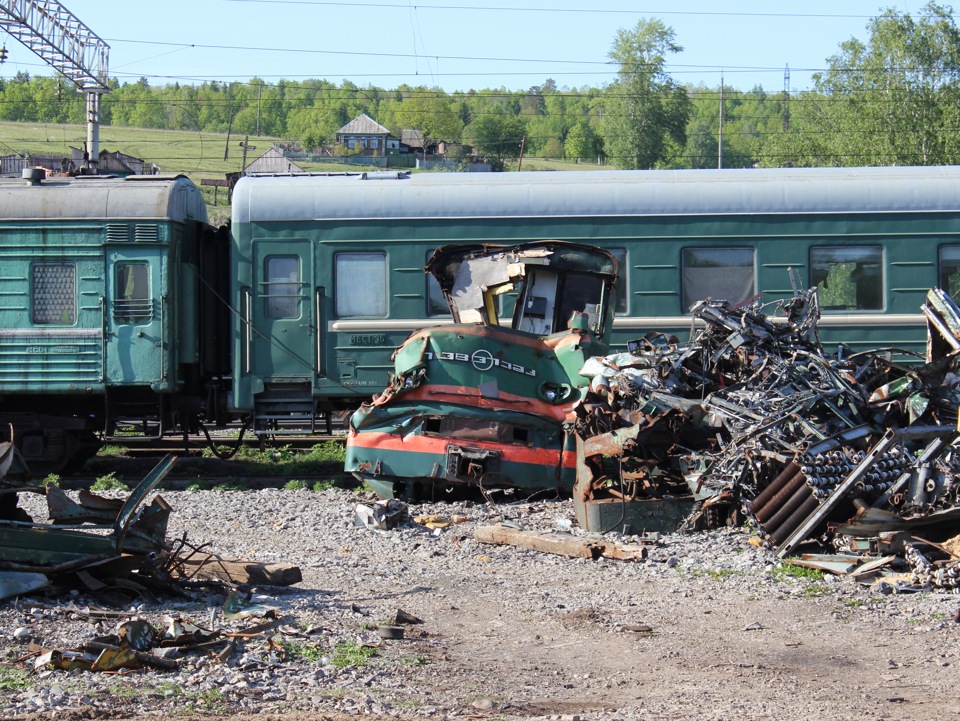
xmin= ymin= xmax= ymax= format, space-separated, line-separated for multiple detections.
xmin=230 ymin=166 xmax=960 ymax=433
xmin=0 ymin=174 xmax=230 ymax=473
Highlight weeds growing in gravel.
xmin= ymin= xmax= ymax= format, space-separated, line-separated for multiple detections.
xmin=41 ymin=473 xmax=60 ymax=487
xmin=331 ymin=641 xmax=377 ymax=668
xmin=104 ymin=682 xmax=140 ymax=698
xmin=274 ymin=638 xmax=325 ymax=662
xmin=801 ymin=584 xmax=830 ymax=598
xmin=155 ymin=681 xmax=183 ymax=697
xmin=0 ymin=667 xmax=31 ymax=691
xmin=771 ymin=562 xmax=825 ymax=582
xmin=90 ymin=472 xmax=128 ymax=492
xmin=212 ymin=479 xmax=246 ymax=492
xmin=401 ymin=655 xmax=429 ymax=665
xmin=187 ymin=688 xmax=228 ymax=713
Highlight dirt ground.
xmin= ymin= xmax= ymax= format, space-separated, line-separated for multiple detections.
xmin=5 ymin=487 xmax=960 ymax=721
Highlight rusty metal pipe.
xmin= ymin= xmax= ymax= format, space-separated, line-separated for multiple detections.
xmin=749 ymin=461 xmax=800 ymax=513
xmin=754 ymin=471 xmax=806 ymax=524
xmin=760 ymin=482 xmax=812 ymax=533
xmin=770 ymin=494 xmax=820 ymax=546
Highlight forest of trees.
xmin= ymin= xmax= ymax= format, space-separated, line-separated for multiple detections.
xmin=2 ymin=2 xmax=960 ymax=171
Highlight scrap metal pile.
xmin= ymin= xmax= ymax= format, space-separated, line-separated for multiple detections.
xmin=575 ymin=287 xmax=960 ymax=588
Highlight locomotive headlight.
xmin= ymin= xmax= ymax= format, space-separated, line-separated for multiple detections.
xmin=539 ymin=382 xmax=570 ymax=403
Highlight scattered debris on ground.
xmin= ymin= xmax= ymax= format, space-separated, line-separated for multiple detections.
xmin=0 ymin=452 xmax=302 ymax=604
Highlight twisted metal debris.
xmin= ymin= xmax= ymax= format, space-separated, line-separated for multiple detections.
xmin=575 ymin=286 xmax=960 ymax=589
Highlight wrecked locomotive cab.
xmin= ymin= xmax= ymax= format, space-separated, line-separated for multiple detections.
xmin=345 ymin=241 xmax=618 ymax=500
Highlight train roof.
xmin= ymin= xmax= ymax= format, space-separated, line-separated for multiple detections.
xmin=232 ymin=166 xmax=960 ymax=224
xmin=0 ymin=174 xmax=207 ymax=223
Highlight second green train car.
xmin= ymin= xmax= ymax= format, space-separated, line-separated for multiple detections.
xmin=229 ymin=165 xmax=960 ymax=432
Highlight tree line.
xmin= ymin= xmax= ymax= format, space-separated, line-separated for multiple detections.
xmin=0 ymin=2 xmax=958 ymax=171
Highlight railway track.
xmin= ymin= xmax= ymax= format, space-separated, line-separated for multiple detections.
xmin=108 ymin=433 xmax=346 ymax=456
xmin=58 ymin=474 xmax=350 ymax=491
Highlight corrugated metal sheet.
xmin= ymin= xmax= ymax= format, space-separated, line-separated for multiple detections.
xmin=0 ymin=175 xmax=207 ymax=223
xmin=232 ymin=166 xmax=960 ymax=224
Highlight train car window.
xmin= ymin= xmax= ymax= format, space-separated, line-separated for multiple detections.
xmin=939 ymin=246 xmax=960 ymax=297
xmin=264 ymin=256 xmax=301 ymax=319
xmin=114 ymin=262 xmax=152 ymax=324
xmin=31 ymin=262 xmax=76 ymax=325
xmin=336 ymin=252 xmax=386 ymax=317
xmin=609 ymin=247 xmax=627 ymax=314
xmin=810 ymin=246 xmax=883 ymax=311
xmin=680 ymin=248 xmax=755 ymax=312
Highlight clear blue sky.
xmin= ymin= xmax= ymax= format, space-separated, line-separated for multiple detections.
xmin=0 ymin=1 xmax=929 ymax=93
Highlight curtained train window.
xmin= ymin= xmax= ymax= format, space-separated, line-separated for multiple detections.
xmin=681 ymin=248 xmax=755 ymax=312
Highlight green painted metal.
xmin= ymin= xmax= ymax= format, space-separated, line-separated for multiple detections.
xmin=0 ymin=455 xmax=175 ymax=570
xmin=0 ymin=175 xmax=222 ymax=474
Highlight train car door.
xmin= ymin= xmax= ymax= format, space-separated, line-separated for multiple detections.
xmin=105 ymin=248 xmax=166 ymax=387
xmin=249 ymin=240 xmax=317 ymax=382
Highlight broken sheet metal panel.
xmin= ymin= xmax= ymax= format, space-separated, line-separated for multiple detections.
xmin=923 ymin=287 xmax=960 ymax=361
xmin=0 ymin=455 xmax=177 ymax=574
xmin=0 ymin=571 xmax=49 ymax=601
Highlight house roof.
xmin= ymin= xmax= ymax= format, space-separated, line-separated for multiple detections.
xmin=400 ymin=129 xmax=425 ymax=149
xmin=244 ymin=146 xmax=305 ymax=174
xmin=337 ymin=113 xmax=392 ymax=136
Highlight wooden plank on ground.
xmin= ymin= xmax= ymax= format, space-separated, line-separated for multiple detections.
xmin=474 ymin=525 xmax=646 ymax=561
xmin=177 ymin=555 xmax=302 ymax=586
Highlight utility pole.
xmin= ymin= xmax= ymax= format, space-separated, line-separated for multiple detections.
xmin=517 ymin=135 xmax=526 ymax=171
xmin=718 ymin=72 xmax=724 ymax=169
xmin=256 ymin=82 xmax=262 ymax=137
xmin=0 ymin=1 xmax=110 ymax=173
xmin=239 ymin=136 xmax=256 ymax=175
xmin=783 ymin=64 xmax=791 ymax=131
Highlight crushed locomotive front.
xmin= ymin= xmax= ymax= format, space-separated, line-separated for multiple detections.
xmin=345 ymin=241 xmax=617 ymax=500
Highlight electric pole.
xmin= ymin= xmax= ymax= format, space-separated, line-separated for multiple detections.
xmin=718 ymin=72 xmax=724 ymax=169
xmin=783 ymin=64 xmax=791 ymax=131
xmin=0 ymin=1 xmax=110 ymax=172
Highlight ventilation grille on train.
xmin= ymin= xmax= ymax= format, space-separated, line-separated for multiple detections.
xmin=104 ymin=224 xmax=160 ymax=242
xmin=134 ymin=224 xmax=160 ymax=242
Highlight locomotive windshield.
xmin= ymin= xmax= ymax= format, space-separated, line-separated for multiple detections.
xmin=425 ymin=240 xmax=618 ymax=338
